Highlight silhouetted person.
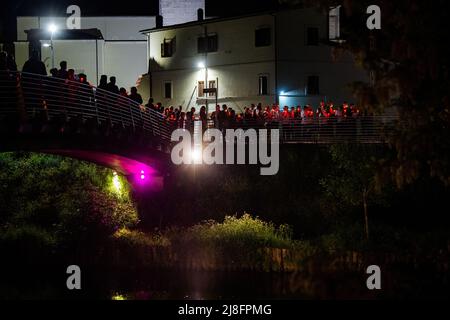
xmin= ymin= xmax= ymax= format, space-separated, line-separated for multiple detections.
xmin=129 ymin=86 xmax=143 ymax=104
xmin=106 ymin=76 xmax=119 ymax=95
xmin=2 ymin=44 xmax=17 ymax=71
xmin=200 ymin=105 xmax=207 ymax=132
xmin=98 ymin=75 xmax=108 ymax=90
xmin=0 ymin=51 xmax=7 ymax=71
xmin=22 ymin=50 xmax=46 ymax=75
xmin=0 ymin=52 xmax=14 ymax=115
xmin=78 ymin=73 xmax=95 ymax=113
xmin=145 ymin=97 xmax=154 ymax=110
xmin=95 ymin=75 xmax=110 ymax=125
xmin=49 ymin=68 xmax=58 ymax=77
xmin=6 ymin=52 xmax=17 ymax=72
xmin=58 ymin=61 xmax=68 ymax=79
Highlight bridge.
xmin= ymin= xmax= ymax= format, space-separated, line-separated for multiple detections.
xmin=0 ymin=71 xmax=397 ymax=187
xmin=0 ymin=71 xmax=174 ymax=190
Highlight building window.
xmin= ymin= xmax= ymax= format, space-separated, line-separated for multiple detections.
xmin=255 ymin=27 xmax=271 ymax=47
xmin=208 ymin=80 xmax=216 ymax=97
xmin=198 ymin=34 xmax=218 ymax=53
xmin=164 ymin=81 xmax=172 ymax=99
xmin=306 ymin=27 xmax=319 ymax=46
xmin=306 ymin=76 xmax=319 ymax=95
xmin=259 ymin=75 xmax=268 ymax=95
xmin=328 ymin=6 xmax=341 ymax=40
xmin=161 ymin=37 xmax=176 ymax=57
xmin=198 ymin=81 xmax=205 ymax=97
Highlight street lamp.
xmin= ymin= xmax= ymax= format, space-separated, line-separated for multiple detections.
xmin=197 ymin=59 xmax=208 ymax=113
xmin=47 ymin=24 xmax=58 ymax=69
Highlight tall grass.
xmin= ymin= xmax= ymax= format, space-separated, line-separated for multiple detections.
xmin=177 ymin=213 xmax=294 ymax=249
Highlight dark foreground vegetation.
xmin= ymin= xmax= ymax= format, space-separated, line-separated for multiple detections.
xmin=0 ymin=149 xmax=449 ymax=299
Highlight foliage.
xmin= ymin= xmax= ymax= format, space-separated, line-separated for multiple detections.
xmin=173 ymin=213 xmax=294 ymax=249
xmin=283 ymin=0 xmax=450 ymax=187
xmin=0 ymin=152 xmax=138 ymax=263
xmin=320 ymin=144 xmax=385 ymax=206
xmin=114 ymin=227 xmax=169 ymax=247
xmin=320 ymin=144 xmax=393 ymax=238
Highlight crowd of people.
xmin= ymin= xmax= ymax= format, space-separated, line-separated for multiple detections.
xmin=1 ymin=50 xmax=144 ymax=106
xmin=145 ymin=99 xmax=368 ymax=132
xmin=1 ymin=50 xmax=374 ymax=140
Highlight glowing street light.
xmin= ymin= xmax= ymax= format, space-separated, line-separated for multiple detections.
xmin=47 ymin=24 xmax=58 ymax=69
xmin=197 ymin=61 xmax=205 ymax=69
xmin=48 ymin=23 xmax=58 ymax=34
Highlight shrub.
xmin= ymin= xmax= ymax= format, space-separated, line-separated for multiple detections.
xmin=176 ymin=213 xmax=294 ymax=250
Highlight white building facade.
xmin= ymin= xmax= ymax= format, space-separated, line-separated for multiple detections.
xmin=140 ymin=8 xmax=368 ymax=112
xmin=12 ymin=0 xmax=207 ymax=90
xmin=14 ymin=16 xmax=154 ymax=90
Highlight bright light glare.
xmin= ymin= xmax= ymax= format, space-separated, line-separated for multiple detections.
xmin=140 ymin=170 xmax=146 ymax=180
xmin=190 ymin=148 xmax=202 ymax=163
xmin=42 ymin=43 xmax=51 ymax=48
xmin=48 ymin=24 xmax=58 ymax=34
xmin=197 ymin=61 xmax=205 ymax=68
xmin=280 ymin=91 xmax=285 ymax=95
xmin=112 ymin=171 xmax=121 ymax=192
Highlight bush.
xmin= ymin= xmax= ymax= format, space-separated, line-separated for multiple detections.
xmin=0 ymin=152 xmax=139 ymax=265
xmin=174 ymin=213 xmax=294 ymax=250
xmin=0 ymin=225 xmax=56 ymax=265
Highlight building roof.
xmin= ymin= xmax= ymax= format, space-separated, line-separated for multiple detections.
xmin=25 ymin=28 xmax=104 ymax=41
xmin=139 ymin=10 xmax=278 ymax=34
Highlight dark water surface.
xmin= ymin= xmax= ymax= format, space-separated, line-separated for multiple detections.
xmin=1 ymin=265 xmax=448 ymax=299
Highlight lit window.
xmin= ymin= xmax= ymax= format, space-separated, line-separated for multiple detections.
xmin=329 ymin=6 xmax=341 ymax=40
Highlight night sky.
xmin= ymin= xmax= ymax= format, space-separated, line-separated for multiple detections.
xmin=0 ymin=0 xmax=279 ymax=42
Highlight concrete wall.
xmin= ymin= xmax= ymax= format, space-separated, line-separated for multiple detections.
xmin=150 ymin=62 xmax=276 ymax=112
xmin=15 ymin=16 xmax=152 ymax=90
xmin=13 ymin=42 xmax=29 ymax=71
xmin=144 ymin=9 xmax=368 ymax=112
xmin=40 ymin=40 xmax=98 ymax=80
xmin=146 ymin=14 xmax=276 ymax=111
xmin=17 ymin=16 xmax=155 ymax=41
xmin=15 ymin=39 xmax=147 ymax=90
xmin=104 ymin=41 xmax=148 ymax=89
xmin=276 ymin=8 xmax=368 ymax=107
xmin=159 ymin=0 xmax=205 ymax=26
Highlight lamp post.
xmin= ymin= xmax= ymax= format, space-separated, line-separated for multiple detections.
xmin=203 ymin=25 xmax=208 ymax=114
xmin=48 ymin=24 xmax=58 ymax=69
xmin=198 ymin=60 xmax=207 ymax=113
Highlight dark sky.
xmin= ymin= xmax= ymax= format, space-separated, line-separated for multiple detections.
xmin=0 ymin=0 xmax=279 ymax=42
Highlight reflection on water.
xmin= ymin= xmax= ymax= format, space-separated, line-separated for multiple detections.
xmin=1 ymin=266 xmax=448 ymax=299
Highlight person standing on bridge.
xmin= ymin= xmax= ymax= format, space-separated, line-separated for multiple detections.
xmin=106 ymin=76 xmax=119 ymax=95
xmin=129 ymin=86 xmax=143 ymax=105
xmin=57 ymin=61 xmax=68 ymax=79
xmin=22 ymin=50 xmax=46 ymax=76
